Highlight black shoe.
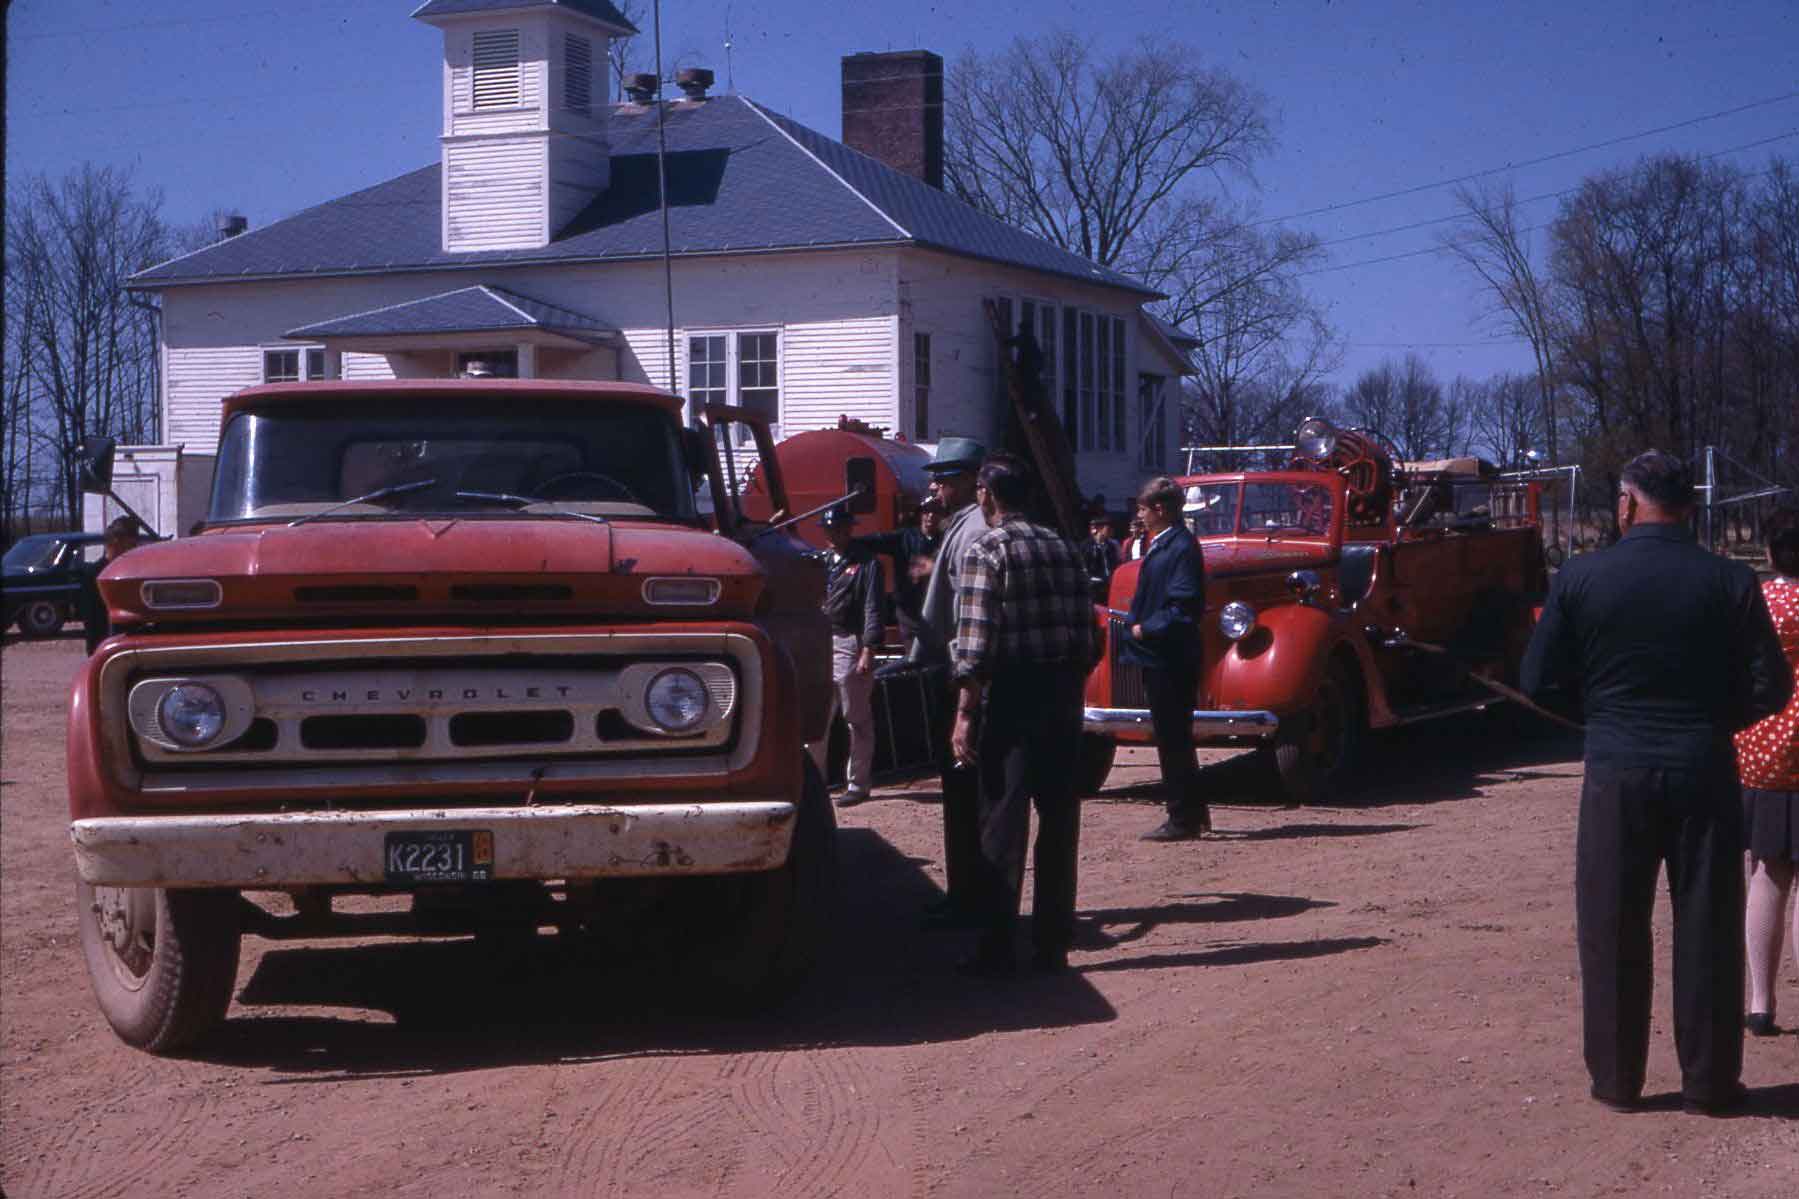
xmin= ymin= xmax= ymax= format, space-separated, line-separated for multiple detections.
xmin=1588 ymin=1086 xmax=1640 ymax=1114
xmin=1029 ymin=948 xmax=1069 ymax=974
xmin=955 ymin=950 xmax=1016 ymax=979
xmin=1746 ymin=1011 xmax=1779 ymax=1037
xmin=834 ymin=789 xmax=873 ymax=809
xmin=1140 ymin=819 xmax=1204 ymax=842
xmin=1682 ymin=1082 xmax=1747 ymax=1116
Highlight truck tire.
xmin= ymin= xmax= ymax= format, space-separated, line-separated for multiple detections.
xmin=1265 ymin=659 xmax=1363 ymax=806
xmin=706 ymin=760 xmax=836 ymax=1003
xmin=18 ymin=599 xmax=65 ymax=639
xmin=78 ymin=880 xmax=241 ymax=1053
xmin=1074 ymin=734 xmax=1117 ymax=796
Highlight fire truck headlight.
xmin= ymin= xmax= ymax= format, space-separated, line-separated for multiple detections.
xmin=1218 ymin=601 xmax=1258 ymax=641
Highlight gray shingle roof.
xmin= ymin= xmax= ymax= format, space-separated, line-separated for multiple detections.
xmin=286 ymin=285 xmax=614 ymax=339
xmin=410 ymin=0 xmax=637 ymax=32
xmin=130 ymin=96 xmax=1156 ymax=299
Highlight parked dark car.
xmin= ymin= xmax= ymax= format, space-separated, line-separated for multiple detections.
xmin=2 ymin=532 xmax=105 ymax=638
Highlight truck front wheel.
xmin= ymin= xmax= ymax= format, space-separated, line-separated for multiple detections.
xmin=18 ymin=599 xmax=65 ymax=639
xmin=1074 ymin=734 xmax=1117 ymax=796
xmin=1265 ymin=660 xmax=1363 ymax=806
xmin=704 ymin=760 xmax=837 ymax=1003
xmin=77 ymin=880 xmax=241 ymax=1053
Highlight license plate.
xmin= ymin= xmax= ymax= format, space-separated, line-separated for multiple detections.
xmin=384 ymin=829 xmax=494 ymax=884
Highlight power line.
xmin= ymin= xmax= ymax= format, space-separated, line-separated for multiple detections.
xmin=1251 ymin=90 xmax=1799 ymax=229
xmin=13 ymin=3 xmax=355 ymax=42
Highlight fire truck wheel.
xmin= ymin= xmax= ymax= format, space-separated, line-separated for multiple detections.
xmin=1267 ymin=660 xmax=1363 ymax=806
xmin=77 ymin=880 xmax=241 ymax=1053
xmin=1074 ymin=734 xmax=1117 ymax=796
xmin=18 ymin=599 xmax=66 ymax=639
xmin=707 ymin=759 xmax=837 ymax=1003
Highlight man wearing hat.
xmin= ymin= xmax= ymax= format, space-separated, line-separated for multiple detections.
xmin=813 ymin=505 xmax=886 ymax=807
xmin=908 ymin=436 xmax=989 ymax=923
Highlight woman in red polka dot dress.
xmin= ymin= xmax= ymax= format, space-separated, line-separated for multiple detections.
xmin=1737 ymin=508 xmax=1799 ymax=1037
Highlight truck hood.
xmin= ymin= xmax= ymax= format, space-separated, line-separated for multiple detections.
xmin=1198 ymin=538 xmax=1332 ymax=576
xmin=99 ymin=519 xmax=765 ymax=627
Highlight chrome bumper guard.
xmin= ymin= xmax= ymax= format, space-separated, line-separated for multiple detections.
xmin=70 ymin=800 xmax=796 ymax=888
xmin=1082 ymin=707 xmax=1280 ymax=739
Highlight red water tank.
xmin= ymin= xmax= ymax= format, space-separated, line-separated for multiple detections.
xmin=742 ymin=424 xmax=933 ymax=550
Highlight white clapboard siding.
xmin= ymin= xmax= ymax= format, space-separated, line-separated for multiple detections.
xmin=620 ymin=328 xmax=677 ymax=391
xmin=165 ymin=346 xmax=262 ymax=447
xmin=340 ymin=352 xmax=397 ymax=381
xmin=444 ymin=139 xmax=545 ymax=252
xmin=779 ymin=316 xmax=897 ymax=433
xmin=547 ymin=130 xmax=610 ymax=233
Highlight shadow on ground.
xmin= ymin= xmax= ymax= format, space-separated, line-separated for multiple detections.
xmin=1091 ymin=707 xmax=1583 ymax=813
xmin=206 ymin=828 xmax=1120 ymax=1077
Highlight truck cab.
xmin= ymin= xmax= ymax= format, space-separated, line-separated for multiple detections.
xmin=68 ymin=380 xmax=833 ymax=1053
xmin=1081 ymin=419 xmax=1547 ymax=804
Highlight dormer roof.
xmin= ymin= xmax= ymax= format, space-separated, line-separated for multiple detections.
xmin=129 ymin=96 xmax=1156 ymax=299
xmin=410 ymin=0 xmax=638 ymax=34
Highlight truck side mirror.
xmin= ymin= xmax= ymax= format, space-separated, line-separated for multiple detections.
xmin=75 ymin=437 xmax=117 ymax=494
xmin=845 ymin=456 xmax=877 ymax=515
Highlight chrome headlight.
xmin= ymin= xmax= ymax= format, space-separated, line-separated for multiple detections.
xmin=157 ymin=683 xmax=227 ymax=747
xmin=644 ymin=667 xmax=710 ymax=733
xmin=1219 ymin=601 xmax=1258 ymax=641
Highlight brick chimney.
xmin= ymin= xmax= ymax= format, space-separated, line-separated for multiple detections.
xmin=841 ymin=50 xmax=943 ymax=189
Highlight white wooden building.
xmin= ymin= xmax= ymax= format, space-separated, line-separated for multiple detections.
xmin=121 ymin=0 xmax=1191 ymax=534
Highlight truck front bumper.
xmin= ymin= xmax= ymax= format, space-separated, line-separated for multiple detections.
xmin=70 ymin=801 xmax=796 ymax=888
xmin=1082 ymin=707 xmax=1280 ymax=740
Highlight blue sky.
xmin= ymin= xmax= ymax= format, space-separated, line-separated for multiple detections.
xmin=8 ymin=0 xmax=1798 ymax=391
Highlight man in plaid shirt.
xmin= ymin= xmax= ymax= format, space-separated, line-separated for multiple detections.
xmin=950 ymin=454 xmax=1095 ymax=974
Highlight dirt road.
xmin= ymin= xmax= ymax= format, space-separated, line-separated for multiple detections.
xmin=3 ymin=636 xmax=1794 ymax=1198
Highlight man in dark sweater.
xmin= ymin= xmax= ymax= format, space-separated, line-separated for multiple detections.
xmin=1522 ymin=450 xmax=1790 ymax=1115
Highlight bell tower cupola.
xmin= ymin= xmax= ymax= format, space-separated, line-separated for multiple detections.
xmin=412 ymin=0 xmax=639 ymax=253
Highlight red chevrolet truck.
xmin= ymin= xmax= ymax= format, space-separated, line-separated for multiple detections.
xmin=68 ymin=380 xmax=833 ymax=1052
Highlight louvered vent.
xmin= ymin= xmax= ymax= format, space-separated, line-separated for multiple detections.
xmin=565 ymin=34 xmax=593 ymax=115
xmin=472 ymin=29 xmax=522 ymax=109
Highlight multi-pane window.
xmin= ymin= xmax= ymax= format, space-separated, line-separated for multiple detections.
xmin=456 ymin=349 xmax=518 ymax=378
xmin=1111 ymin=316 xmax=1128 ymax=451
xmin=1096 ymin=318 xmax=1111 ymax=452
xmin=564 ymin=34 xmax=593 ymax=115
xmin=1079 ymin=313 xmax=1096 ymax=452
xmin=263 ymin=347 xmax=326 ymax=383
xmin=1063 ymin=309 xmax=1078 ymax=444
xmin=914 ymin=332 xmax=932 ymax=442
xmin=1139 ymin=373 xmax=1168 ymax=470
xmin=688 ymin=331 xmax=779 ymax=445
xmin=472 ymin=29 xmax=522 ymax=109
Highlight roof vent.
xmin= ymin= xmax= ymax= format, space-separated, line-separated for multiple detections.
xmin=676 ymin=67 xmax=714 ymax=101
xmin=624 ymin=72 xmax=659 ymax=104
xmin=216 ymin=213 xmax=248 ymax=241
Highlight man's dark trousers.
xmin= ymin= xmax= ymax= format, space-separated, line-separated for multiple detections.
xmin=936 ymin=680 xmax=982 ymax=910
xmin=972 ymin=663 xmax=1085 ymax=958
xmin=1144 ymin=661 xmax=1206 ymax=827
xmin=1576 ymin=757 xmax=1744 ymax=1103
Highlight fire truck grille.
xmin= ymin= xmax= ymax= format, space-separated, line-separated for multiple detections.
xmin=1108 ymin=615 xmax=1150 ymax=709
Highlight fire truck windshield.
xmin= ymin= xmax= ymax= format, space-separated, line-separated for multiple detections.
xmin=207 ymin=399 xmax=696 ymax=523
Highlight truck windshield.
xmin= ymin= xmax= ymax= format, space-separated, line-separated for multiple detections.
xmin=1183 ymin=483 xmax=1241 ymax=536
xmin=1242 ymin=481 xmax=1334 ymax=537
xmin=208 ymin=400 xmax=695 ymax=523
xmin=3 ymin=536 xmax=74 ymax=572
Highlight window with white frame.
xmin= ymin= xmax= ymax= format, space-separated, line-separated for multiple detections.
xmin=914 ymin=332 xmax=932 ymax=441
xmin=688 ymin=330 xmax=780 ymax=444
xmin=985 ymin=295 xmax=1128 ymax=456
xmin=564 ymin=34 xmax=593 ymax=114
xmin=472 ymin=29 xmax=522 ymax=109
xmin=263 ymin=347 xmax=326 ymax=383
xmin=1138 ymin=373 xmax=1168 ymax=470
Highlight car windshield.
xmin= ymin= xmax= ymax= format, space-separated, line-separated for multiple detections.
xmin=1242 ymin=481 xmax=1334 ymax=537
xmin=208 ymin=399 xmax=696 ymax=523
xmin=1183 ymin=483 xmax=1241 ymax=536
xmin=2 ymin=536 xmax=64 ymax=572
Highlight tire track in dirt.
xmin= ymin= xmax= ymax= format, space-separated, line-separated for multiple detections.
xmin=726 ymin=1047 xmax=887 ymax=1199
xmin=15 ymin=1057 xmax=226 ymax=1199
xmin=548 ymin=1050 xmax=684 ymax=1192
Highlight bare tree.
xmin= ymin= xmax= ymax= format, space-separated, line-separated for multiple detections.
xmin=1442 ymin=183 xmax=1563 ymax=463
xmin=1341 ymin=355 xmax=1449 ymax=461
xmin=5 ymin=165 xmax=170 ymax=525
xmin=944 ymin=33 xmax=1272 ymax=275
xmin=608 ymin=0 xmax=647 ymax=99
xmin=1464 ymin=372 xmax=1545 ymax=467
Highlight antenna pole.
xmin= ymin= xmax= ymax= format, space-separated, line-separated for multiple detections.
xmin=652 ymin=0 xmax=681 ymax=422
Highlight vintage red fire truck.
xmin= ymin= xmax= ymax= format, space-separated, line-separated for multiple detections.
xmin=67 ymin=380 xmax=834 ymax=1053
xmin=1081 ymin=419 xmax=1548 ymax=804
